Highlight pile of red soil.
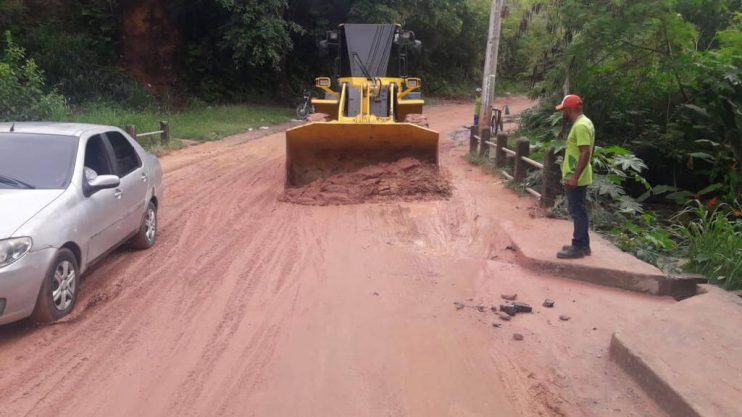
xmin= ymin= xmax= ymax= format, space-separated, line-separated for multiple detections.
xmin=281 ymin=158 xmax=452 ymax=206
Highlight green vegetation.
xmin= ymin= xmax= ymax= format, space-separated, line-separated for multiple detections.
xmin=502 ymin=0 xmax=742 ymax=289
xmin=0 ymin=32 xmax=66 ymax=121
xmin=61 ymin=103 xmax=292 ymax=142
xmin=673 ymin=201 xmax=742 ymax=290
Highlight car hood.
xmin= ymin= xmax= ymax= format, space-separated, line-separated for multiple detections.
xmin=0 ymin=189 xmax=65 ymax=238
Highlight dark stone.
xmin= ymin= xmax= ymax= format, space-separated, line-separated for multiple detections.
xmin=513 ymin=333 xmax=524 ymax=341
xmin=497 ymin=312 xmax=512 ymax=321
xmin=559 ymin=315 xmax=571 ymax=321
xmin=543 ymin=299 xmax=555 ymax=308
xmin=513 ymin=302 xmax=533 ymax=313
xmin=476 ymin=305 xmax=487 ymax=313
xmin=500 ymin=304 xmax=518 ymax=316
xmin=454 ymin=302 xmax=466 ymax=311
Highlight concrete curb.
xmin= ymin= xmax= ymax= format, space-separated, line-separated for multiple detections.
xmin=496 ymin=219 xmax=705 ymax=297
xmin=609 ymin=332 xmax=701 ymax=417
xmin=608 ymin=287 xmax=742 ymax=417
xmin=510 ymin=243 xmax=705 ymax=298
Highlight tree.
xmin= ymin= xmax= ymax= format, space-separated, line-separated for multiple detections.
xmin=217 ymin=0 xmax=303 ymax=69
xmin=0 ymin=32 xmax=66 ymax=121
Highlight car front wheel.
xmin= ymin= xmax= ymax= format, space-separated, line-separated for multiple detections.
xmin=131 ymin=201 xmax=157 ymax=250
xmin=31 ymin=248 xmax=79 ymax=323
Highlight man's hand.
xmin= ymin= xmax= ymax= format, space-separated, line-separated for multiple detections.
xmin=564 ymin=175 xmax=579 ymax=188
xmin=566 ymin=145 xmax=592 ymax=189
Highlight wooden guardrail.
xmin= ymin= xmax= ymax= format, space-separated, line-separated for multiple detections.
xmin=470 ymin=126 xmax=561 ymax=207
xmin=125 ymin=121 xmax=170 ymax=146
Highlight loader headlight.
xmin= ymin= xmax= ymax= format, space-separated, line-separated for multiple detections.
xmin=316 ymin=77 xmax=332 ymax=88
xmin=406 ymin=78 xmax=420 ymax=89
xmin=0 ymin=237 xmax=33 ymax=269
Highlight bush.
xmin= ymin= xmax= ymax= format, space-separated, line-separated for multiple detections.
xmin=673 ymin=201 xmax=742 ymax=290
xmin=0 ymin=32 xmax=66 ymax=121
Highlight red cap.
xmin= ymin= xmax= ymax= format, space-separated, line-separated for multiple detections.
xmin=555 ymin=95 xmax=583 ymax=111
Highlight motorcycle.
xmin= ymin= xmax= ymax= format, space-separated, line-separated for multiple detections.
xmin=296 ymin=89 xmax=315 ymax=120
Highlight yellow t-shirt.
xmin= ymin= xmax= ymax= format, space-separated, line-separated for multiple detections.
xmin=562 ymin=115 xmax=595 ymax=186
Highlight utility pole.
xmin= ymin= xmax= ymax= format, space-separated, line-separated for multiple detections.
xmin=479 ymin=0 xmax=504 ymax=136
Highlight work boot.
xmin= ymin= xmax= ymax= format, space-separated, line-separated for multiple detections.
xmin=557 ymin=246 xmax=586 ymax=259
xmin=562 ymin=245 xmax=591 ymax=256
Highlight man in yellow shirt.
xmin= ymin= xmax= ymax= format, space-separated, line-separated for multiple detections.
xmin=555 ymin=95 xmax=595 ymax=259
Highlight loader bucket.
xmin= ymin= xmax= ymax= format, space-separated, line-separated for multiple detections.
xmin=286 ymin=122 xmax=439 ymax=187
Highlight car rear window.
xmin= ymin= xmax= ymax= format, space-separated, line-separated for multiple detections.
xmin=0 ymin=133 xmax=78 ymax=189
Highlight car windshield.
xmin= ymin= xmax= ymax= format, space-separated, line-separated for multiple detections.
xmin=0 ymin=133 xmax=79 ymax=190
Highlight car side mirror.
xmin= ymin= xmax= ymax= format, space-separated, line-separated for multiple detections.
xmin=88 ymin=175 xmax=120 ymax=191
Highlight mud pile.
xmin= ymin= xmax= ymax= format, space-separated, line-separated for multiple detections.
xmin=281 ymin=158 xmax=452 ymax=206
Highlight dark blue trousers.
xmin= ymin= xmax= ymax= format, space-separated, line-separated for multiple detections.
xmin=565 ymin=186 xmax=590 ymax=249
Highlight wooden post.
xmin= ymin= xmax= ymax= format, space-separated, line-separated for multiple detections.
xmin=514 ymin=137 xmax=530 ymax=183
xmin=495 ymin=133 xmax=507 ymax=168
xmin=479 ymin=128 xmax=491 ymax=158
xmin=125 ymin=125 xmax=137 ymax=141
xmin=541 ymin=148 xmax=562 ymax=208
xmin=160 ymin=121 xmax=170 ymax=145
xmin=470 ymin=125 xmax=478 ymax=156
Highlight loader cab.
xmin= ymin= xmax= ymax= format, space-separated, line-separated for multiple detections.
xmin=319 ymin=24 xmax=421 ymax=81
xmin=315 ymin=24 xmax=424 ymax=122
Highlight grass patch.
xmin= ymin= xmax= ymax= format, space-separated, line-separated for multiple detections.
xmin=673 ymin=202 xmax=742 ymax=290
xmin=58 ymin=103 xmax=293 ymax=142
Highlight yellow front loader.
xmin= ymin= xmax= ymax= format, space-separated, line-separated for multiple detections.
xmin=286 ymin=24 xmax=439 ymax=187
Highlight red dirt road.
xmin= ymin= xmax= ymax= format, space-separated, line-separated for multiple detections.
xmin=0 ymin=101 xmax=669 ymax=417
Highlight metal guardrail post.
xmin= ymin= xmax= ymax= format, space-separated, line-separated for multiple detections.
xmin=514 ymin=137 xmax=530 ymax=183
xmin=125 ymin=125 xmax=137 ymax=141
xmin=160 ymin=121 xmax=170 ymax=145
xmin=541 ymin=148 xmax=561 ymax=208
xmin=495 ymin=133 xmax=507 ymax=168
xmin=479 ymin=129 xmax=491 ymax=158
xmin=469 ymin=125 xmax=478 ymax=155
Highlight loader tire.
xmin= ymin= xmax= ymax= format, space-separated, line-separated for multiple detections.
xmin=404 ymin=114 xmax=429 ymax=128
xmin=307 ymin=113 xmax=331 ymax=122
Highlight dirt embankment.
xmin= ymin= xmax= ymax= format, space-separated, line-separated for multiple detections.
xmin=120 ymin=0 xmax=179 ymax=95
xmin=281 ymin=158 xmax=452 ymax=206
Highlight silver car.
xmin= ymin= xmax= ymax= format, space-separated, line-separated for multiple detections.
xmin=0 ymin=123 xmax=163 ymax=325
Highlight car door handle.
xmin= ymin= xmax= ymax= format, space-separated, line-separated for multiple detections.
xmin=141 ymin=172 xmax=148 ymax=183
xmin=114 ymin=189 xmax=123 ymax=199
